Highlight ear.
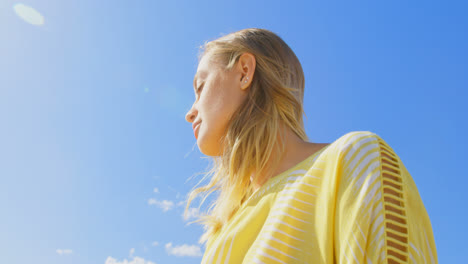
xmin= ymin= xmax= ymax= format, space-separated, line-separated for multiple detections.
xmin=237 ymin=52 xmax=256 ymax=90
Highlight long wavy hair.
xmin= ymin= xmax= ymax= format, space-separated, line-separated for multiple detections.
xmin=185 ymin=28 xmax=310 ymax=244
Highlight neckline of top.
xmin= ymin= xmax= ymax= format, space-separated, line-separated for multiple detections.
xmin=244 ymin=143 xmax=332 ymax=205
xmin=209 ymin=143 xmax=332 ymax=247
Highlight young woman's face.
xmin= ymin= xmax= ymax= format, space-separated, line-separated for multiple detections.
xmin=185 ymin=52 xmax=253 ymax=156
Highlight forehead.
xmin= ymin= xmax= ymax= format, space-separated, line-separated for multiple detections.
xmin=196 ymin=55 xmax=214 ymax=75
xmin=193 ymin=55 xmax=214 ymax=84
xmin=193 ymin=53 xmax=225 ymax=88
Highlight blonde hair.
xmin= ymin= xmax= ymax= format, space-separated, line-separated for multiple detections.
xmin=185 ymin=28 xmax=310 ymax=244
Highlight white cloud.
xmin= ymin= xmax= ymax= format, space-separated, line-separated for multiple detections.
xmin=56 ymin=249 xmax=73 ymax=255
xmin=151 ymin=241 xmax=159 ymax=247
xmin=153 ymin=187 xmax=159 ymax=193
xmin=148 ymin=198 xmax=174 ymax=212
xmin=105 ymin=256 xmax=156 ymax=264
xmin=165 ymin=242 xmax=202 ymax=257
xmin=13 ymin=3 xmax=45 ymax=26
xmin=129 ymin=248 xmax=135 ymax=257
xmin=183 ymin=207 xmax=200 ymax=221
xmin=176 ymin=201 xmax=185 ymax=207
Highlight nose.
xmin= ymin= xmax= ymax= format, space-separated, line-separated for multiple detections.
xmin=185 ymin=104 xmax=197 ymax=123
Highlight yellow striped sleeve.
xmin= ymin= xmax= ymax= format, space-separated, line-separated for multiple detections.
xmin=334 ymin=131 xmax=438 ymax=264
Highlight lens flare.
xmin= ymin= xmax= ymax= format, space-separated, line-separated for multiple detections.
xmin=13 ymin=3 xmax=45 ymax=26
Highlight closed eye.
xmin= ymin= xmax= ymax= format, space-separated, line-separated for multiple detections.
xmin=196 ymin=83 xmax=204 ymax=93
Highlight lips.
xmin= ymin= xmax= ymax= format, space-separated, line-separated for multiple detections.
xmin=192 ymin=120 xmax=201 ymax=131
xmin=193 ymin=122 xmax=201 ymax=139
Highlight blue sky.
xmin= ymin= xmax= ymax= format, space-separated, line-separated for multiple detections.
xmin=0 ymin=0 xmax=466 ymax=263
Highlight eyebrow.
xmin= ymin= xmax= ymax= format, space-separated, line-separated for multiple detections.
xmin=193 ymin=73 xmax=198 ymax=92
xmin=193 ymin=71 xmax=206 ymax=92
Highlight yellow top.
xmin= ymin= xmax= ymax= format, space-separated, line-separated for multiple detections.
xmin=201 ymin=131 xmax=438 ymax=264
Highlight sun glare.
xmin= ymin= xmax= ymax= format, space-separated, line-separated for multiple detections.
xmin=13 ymin=3 xmax=45 ymax=26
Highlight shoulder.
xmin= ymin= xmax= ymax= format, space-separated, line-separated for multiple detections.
xmin=332 ymin=131 xmax=405 ymax=187
xmin=330 ymin=130 xmax=390 ymax=158
xmin=335 ymin=130 xmax=380 ymax=148
xmin=324 ymin=131 xmax=402 ymax=177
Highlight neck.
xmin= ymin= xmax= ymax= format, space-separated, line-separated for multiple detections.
xmin=249 ymin=123 xmax=314 ymax=192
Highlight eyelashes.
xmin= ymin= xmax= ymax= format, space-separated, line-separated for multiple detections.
xmin=194 ymin=83 xmax=204 ymax=101
xmin=196 ymin=82 xmax=204 ymax=93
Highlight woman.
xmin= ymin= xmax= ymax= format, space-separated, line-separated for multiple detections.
xmin=184 ymin=28 xmax=437 ymax=264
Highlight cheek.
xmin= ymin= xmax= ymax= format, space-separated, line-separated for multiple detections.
xmin=203 ymin=96 xmax=231 ymax=135
xmin=201 ymin=86 xmax=238 ymax=135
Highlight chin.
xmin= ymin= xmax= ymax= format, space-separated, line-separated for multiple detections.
xmin=197 ymin=137 xmax=223 ymax=157
xmin=198 ymin=144 xmax=220 ymax=157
